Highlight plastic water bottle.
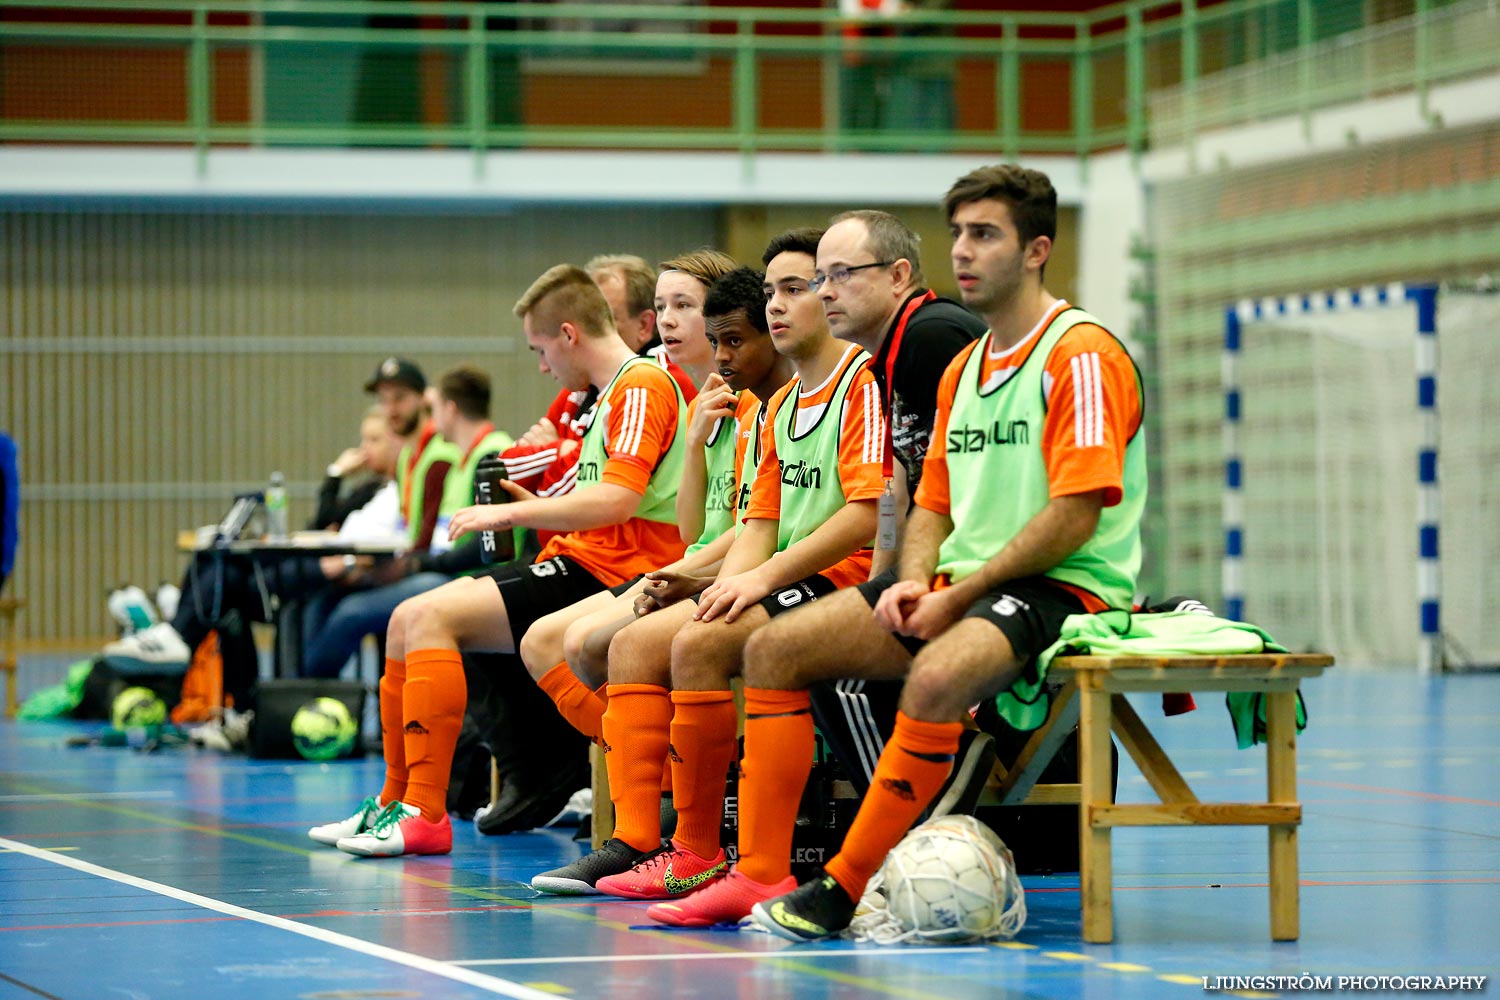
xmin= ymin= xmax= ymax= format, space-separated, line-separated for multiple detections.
xmin=265 ymin=471 xmax=289 ymax=541
xmin=154 ymin=582 xmax=181 ymax=622
xmin=473 ymin=455 xmax=515 ymax=563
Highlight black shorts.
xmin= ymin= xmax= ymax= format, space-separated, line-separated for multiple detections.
xmin=482 ymin=555 xmax=609 ymax=641
xmin=856 ymin=566 xmax=1089 ymax=664
xmin=691 ymin=572 xmax=837 ymax=619
xmin=609 ymin=574 xmax=644 ymax=598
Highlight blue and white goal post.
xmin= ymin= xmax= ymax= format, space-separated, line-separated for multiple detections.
xmin=1222 ymin=284 xmax=1446 ymax=673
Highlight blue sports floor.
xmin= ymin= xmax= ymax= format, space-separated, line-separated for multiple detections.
xmin=1 ymin=669 xmax=1496 ymax=999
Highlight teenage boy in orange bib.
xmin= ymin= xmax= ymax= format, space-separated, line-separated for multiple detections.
xmin=541 ymin=229 xmax=887 ymax=910
xmin=309 ymin=264 xmax=688 ymax=858
xmin=513 ymin=251 xmax=738 ymax=718
xmin=744 ymin=164 xmax=1147 ymax=940
xmin=518 ymin=266 xmax=792 ymax=718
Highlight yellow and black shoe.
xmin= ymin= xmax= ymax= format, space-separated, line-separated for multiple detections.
xmin=749 ymin=870 xmax=857 ymax=942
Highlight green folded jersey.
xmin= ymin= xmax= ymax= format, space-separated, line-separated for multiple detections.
xmin=994 ymin=609 xmax=1305 ymax=749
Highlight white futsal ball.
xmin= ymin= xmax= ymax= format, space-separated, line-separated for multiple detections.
xmin=854 ymin=815 xmax=1026 ymax=944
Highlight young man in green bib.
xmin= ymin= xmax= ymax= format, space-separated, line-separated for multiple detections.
xmin=312 ymin=264 xmax=690 ymax=858
xmin=745 ymin=163 xmax=1148 ymax=940
xmin=588 ymin=229 xmax=887 ymax=919
xmin=517 ymin=266 xmax=796 ymax=699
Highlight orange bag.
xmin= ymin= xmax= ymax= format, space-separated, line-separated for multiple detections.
xmin=170 ymin=631 xmax=228 ymax=724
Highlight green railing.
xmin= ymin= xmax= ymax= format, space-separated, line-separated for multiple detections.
xmin=0 ymin=0 xmax=1488 ymax=164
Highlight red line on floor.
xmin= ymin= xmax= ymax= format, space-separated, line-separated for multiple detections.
xmin=1303 ymin=779 xmax=1500 ymax=807
xmin=1023 ymin=876 xmax=1500 ymax=894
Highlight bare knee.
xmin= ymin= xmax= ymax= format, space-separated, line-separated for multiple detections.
xmin=608 ymin=621 xmax=670 ymax=687
xmin=899 ymin=649 xmax=1020 ymax=723
xmin=743 ymin=618 xmax=808 ymax=689
xmin=670 ymin=622 xmax=737 ymax=691
xmin=897 ymin=659 xmax=967 ymax=721
xmin=562 ymin=617 xmax=613 ymax=688
xmin=518 ymin=612 xmax=565 ymax=679
xmin=401 ymin=577 xmax=482 ymax=648
xmin=572 ymin=620 xmax=621 ymax=687
xmin=387 ymin=597 xmax=414 ymax=642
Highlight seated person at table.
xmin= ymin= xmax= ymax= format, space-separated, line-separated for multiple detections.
xmin=101 ymin=405 xmax=407 ymax=710
xmin=299 ymin=365 xmax=513 ymax=678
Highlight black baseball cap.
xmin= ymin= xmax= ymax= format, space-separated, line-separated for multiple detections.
xmin=364 ymin=357 xmax=426 ymax=394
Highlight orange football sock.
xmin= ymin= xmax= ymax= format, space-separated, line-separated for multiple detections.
xmin=378 ymin=657 xmax=408 ymax=806
xmin=668 ymin=689 xmax=738 ymax=860
xmin=537 ymin=662 xmax=606 ymax=743
xmin=400 ymin=648 xmax=468 ymax=822
xmin=601 ymin=683 xmax=673 ymax=853
xmin=737 ymin=688 xmax=815 ymax=885
xmin=824 ymin=712 xmax=962 ymax=902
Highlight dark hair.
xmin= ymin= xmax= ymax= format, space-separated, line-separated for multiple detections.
xmin=438 ymin=364 xmax=491 ymax=420
xmin=827 ymin=209 xmax=925 ymax=286
xmin=761 ymin=227 xmax=825 ymax=266
xmin=703 ymin=267 xmax=770 ymax=334
xmin=942 ymin=164 xmax=1058 ymax=247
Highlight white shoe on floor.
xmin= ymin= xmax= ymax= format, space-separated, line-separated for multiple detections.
xmin=309 ymin=795 xmax=384 ymax=846
xmin=188 ymin=707 xmax=253 ymax=753
xmin=106 ymin=585 xmax=159 ymax=635
xmin=103 ymin=622 xmax=190 ymax=669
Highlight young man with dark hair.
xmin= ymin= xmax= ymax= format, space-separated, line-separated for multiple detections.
xmin=583 ymin=230 xmax=886 ymax=917
xmin=801 ymin=209 xmax=988 ymax=801
xmin=745 ymin=163 xmax=1147 ymax=941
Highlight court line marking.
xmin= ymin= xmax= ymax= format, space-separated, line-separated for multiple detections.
xmin=0 ymin=790 xmax=174 ymax=803
xmin=0 ymin=970 xmax=66 ymax=1000
xmin=0 ymin=836 xmax=564 ymax=1000
xmin=0 ymin=778 xmax=1214 ymax=999
xmin=0 ymin=782 xmax=974 ymax=1000
xmin=453 ymin=947 xmax=988 ymax=966
xmin=0 ymin=775 xmax=540 ymax=907
xmin=1302 ymin=779 xmax=1500 ymax=808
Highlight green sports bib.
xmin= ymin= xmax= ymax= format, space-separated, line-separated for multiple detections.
xmin=576 ymin=356 xmax=686 ymax=525
xmin=935 ymin=309 xmax=1146 ymax=609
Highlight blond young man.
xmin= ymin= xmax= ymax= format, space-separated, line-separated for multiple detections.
xmin=311 ymin=265 xmax=689 ymax=857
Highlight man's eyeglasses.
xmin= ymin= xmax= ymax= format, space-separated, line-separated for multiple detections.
xmin=809 ymin=261 xmax=894 ymax=292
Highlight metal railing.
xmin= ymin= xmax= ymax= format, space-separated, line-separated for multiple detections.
xmin=0 ymin=0 xmax=1490 ymax=164
xmin=1148 ymin=0 xmax=1500 ymax=148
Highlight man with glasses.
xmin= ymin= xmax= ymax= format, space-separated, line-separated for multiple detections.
xmin=802 ymin=210 xmax=986 ymax=803
xmin=746 ymin=163 xmax=1146 ymax=940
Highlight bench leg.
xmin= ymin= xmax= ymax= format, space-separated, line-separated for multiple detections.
xmin=591 ymin=743 xmax=614 ymax=850
xmin=1266 ymin=689 xmax=1300 ymax=941
xmin=1078 ymin=680 xmax=1114 ymax=943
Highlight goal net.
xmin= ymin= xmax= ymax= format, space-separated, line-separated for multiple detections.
xmin=1225 ymin=285 xmax=1500 ymax=671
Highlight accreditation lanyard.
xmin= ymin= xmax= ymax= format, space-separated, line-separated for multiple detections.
xmin=872 ymin=290 xmax=935 ymax=549
xmin=401 ymin=420 xmax=437 ymax=525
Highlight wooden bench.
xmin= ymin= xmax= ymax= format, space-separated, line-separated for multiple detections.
xmin=0 ymin=596 xmax=21 ymax=718
xmin=583 ymin=652 xmax=1333 ymax=944
xmin=998 ymin=652 xmax=1334 ymax=943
